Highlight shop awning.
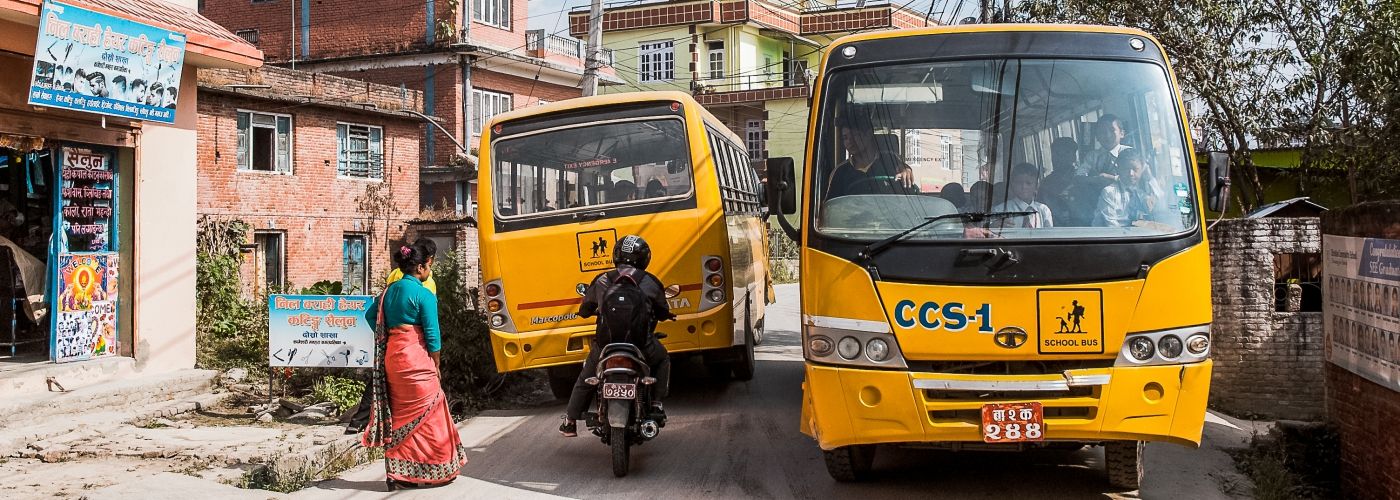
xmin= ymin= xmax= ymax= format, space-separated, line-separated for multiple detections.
xmin=1 ymin=0 xmax=263 ymax=69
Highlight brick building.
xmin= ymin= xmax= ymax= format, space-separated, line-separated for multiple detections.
xmin=1207 ymin=216 xmax=1325 ymax=420
xmin=198 ymin=0 xmax=620 ymax=219
xmin=1320 ymin=202 xmax=1400 ymax=500
xmin=196 ymin=66 xmax=424 ymax=294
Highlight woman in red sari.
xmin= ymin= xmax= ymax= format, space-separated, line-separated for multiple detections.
xmin=363 ymin=241 xmax=467 ymax=490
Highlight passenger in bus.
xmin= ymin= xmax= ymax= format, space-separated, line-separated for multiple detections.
xmin=823 ymin=108 xmax=914 ymax=200
xmin=1040 ymin=138 xmax=1082 ymax=225
xmin=644 ymin=179 xmax=667 ymax=198
xmin=1082 ymin=114 xmax=1133 ymax=181
xmin=992 ymin=163 xmax=1053 ymax=228
xmin=610 ymin=180 xmax=638 ymax=202
xmin=938 ymin=182 xmax=967 ymax=209
xmin=1092 ymin=149 xmax=1156 ymax=227
xmin=963 ymin=180 xmax=991 ymax=212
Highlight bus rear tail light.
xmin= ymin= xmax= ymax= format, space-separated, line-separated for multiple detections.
xmin=699 ymin=255 xmax=725 ymax=311
xmin=707 ymin=289 xmax=725 ymax=303
xmin=1117 ymin=325 xmax=1210 ymax=366
xmin=484 ymin=279 xmax=516 ymax=333
xmin=706 ymin=273 xmax=724 ymax=287
xmin=705 ymin=257 xmax=722 ymax=272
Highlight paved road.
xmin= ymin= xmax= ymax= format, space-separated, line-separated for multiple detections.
xmin=455 ymin=284 xmax=1243 ymax=499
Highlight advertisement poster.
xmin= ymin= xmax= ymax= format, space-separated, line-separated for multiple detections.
xmin=59 ymin=147 xmax=115 ymax=252
xmin=268 ymin=295 xmax=375 ymax=368
xmin=27 ymin=0 xmax=187 ymax=123
xmin=53 ymin=253 xmax=119 ymax=363
xmin=1323 ymin=235 xmax=1400 ymax=392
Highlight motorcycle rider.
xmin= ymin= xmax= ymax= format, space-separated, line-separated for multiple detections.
xmin=560 ymin=235 xmax=675 ymax=437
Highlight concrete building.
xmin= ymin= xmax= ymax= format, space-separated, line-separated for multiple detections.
xmin=198 ymin=0 xmax=620 ymax=219
xmin=0 ymin=0 xmax=261 ymax=378
xmin=195 ymin=66 xmax=424 ymax=295
xmin=568 ymin=0 xmax=930 ymax=176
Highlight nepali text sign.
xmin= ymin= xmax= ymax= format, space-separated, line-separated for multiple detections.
xmin=1323 ymin=235 xmax=1400 ymax=393
xmin=27 ymin=0 xmax=186 ymax=123
xmin=268 ymin=295 xmax=374 ymax=368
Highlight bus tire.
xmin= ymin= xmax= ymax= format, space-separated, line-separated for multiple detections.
xmin=1104 ymin=440 xmax=1144 ymax=490
xmin=730 ymin=320 xmax=756 ymax=382
xmin=823 ymin=445 xmax=876 ymax=482
xmin=547 ymin=366 xmax=579 ymax=401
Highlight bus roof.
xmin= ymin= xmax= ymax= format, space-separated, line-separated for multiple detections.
xmin=483 ymin=90 xmax=740 ymax=144
xmin=828 ymin=23 xmax=1162 ymax=51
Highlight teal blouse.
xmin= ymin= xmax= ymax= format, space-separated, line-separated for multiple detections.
xmin=365 ymin=275 xmax=442 ymax=353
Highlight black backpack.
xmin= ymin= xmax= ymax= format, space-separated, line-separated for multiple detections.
xmin=597 ymin=270 xmax=654 ymax=346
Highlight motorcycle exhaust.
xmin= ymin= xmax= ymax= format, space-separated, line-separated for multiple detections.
xmin=640 ymin=420 xmax=660 ymax=439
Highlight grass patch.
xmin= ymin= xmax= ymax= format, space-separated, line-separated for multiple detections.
xmin=1229 ymin=422 xmax=1340 ymax=500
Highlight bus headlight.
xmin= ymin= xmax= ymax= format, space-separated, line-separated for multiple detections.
xmin=1128 ymin=337 xmax=1155 ymax=361
xmin=865 ymin=338 xmax=891 ymax=362
xmin=1158 ymin=335 xmax=1184 ymax=359
xmin=1187 ymin=334 xmax=1210 ymax=355
xmin=1117 ymin=325 xmax=1210 ymax=366
xmin=803 ymin=318 xmax=907 ymax=369
xmin=836 ymin=337 xmax=861 ymax=360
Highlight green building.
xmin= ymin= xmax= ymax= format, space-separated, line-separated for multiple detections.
xmin=569 ymin=0 xmax=930 ymax=177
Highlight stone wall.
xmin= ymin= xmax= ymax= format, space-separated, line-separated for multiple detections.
xmin=1207 ymin=217 xmax=1325 ymax=420
xmin=1321 ymin=201 xmax=1400 ymax=500
xmin=406 ymin=218 xmax=481 ymax=307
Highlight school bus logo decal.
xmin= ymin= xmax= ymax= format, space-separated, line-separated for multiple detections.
xmin=576 ymin=229 xmax=617 ymax=272
xmin=1036 ymin=289 xmax=1105 ymax=354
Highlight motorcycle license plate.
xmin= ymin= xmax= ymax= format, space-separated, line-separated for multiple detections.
xmin=602 ymin=383 xmax=637 ymax=400
xmin=981 ymin=402 xmax=1045 ymax=443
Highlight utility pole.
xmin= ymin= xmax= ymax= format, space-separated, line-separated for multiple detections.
xmin=980 ymin=0 xmax=992 ymax=23
xmin=581 ymin=0 xmax=603 ymax=96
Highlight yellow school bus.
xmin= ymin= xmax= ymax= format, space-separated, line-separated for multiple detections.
xmin=766 ymin=25 xmax=1227 ymax=488
xmin=478 ymin=92 xmax=772 ymax=397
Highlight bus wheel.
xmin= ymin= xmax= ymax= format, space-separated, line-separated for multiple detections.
xmin=546 ymin=365 xmax=580 ymax=401
xmin=823 ymin=445 xmax=876 ymax=482
xmin=1104 ymin=440 xmax=1144 ymax=490
xmin=730 ymin=325 xmax=756 ymax=381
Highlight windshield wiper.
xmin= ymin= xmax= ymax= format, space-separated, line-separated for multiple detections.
xmin=857 ymin=211 xmax=1035 ymax=262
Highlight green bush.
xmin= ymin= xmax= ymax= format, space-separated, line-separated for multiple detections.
xmin=310 ymin=376 xmax=365 ymax=412
xmin=195 ymin=218 xmax=270 ymax=371
xmin=432 ymin=250 xmax=495 ymax=414
xmin=300 ymin=280 xmax=344 ymax=296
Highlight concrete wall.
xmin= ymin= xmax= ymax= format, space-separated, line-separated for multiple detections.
xmin=1207 ymin=217 xmax=1325 ymax=420
xmin=1321 ymin=202 xmax=1400 ymax=500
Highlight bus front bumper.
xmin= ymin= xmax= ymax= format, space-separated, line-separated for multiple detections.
xmin=799 ymin=360 xmax=1212 ymax=450
xmin=489 ymin=308 xmax=736 ymax=372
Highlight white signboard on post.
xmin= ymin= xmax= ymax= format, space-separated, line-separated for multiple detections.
xmin=268 ymin=295 xmax=375 ymax=368
xmin=1323 ymin=235 xmax=1400 ymax=392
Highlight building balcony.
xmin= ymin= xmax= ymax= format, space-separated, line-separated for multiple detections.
xmin=526 ymin=30 xmax=616 ymax=67
xmin=692 ymin=71 xmax=809 ymax=106
xmin=567 ymin=0 xmax=928 ymax=37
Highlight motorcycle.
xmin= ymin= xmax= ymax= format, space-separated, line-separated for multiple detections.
xmin=582 ymin=341 xmax=667 ymax=477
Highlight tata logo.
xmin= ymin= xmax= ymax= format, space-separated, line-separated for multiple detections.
xmin=994 ymin=327 xmax=1028 ymax=349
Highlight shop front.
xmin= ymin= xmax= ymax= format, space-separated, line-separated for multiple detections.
xmin=0 ymin=0 xmax=260 ymax=373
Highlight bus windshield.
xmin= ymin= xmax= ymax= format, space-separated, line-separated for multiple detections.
xmin=813 ymin=58 xmax=1197 ymax=241
xmin=491 ymin=117 xmax=694 ymax=217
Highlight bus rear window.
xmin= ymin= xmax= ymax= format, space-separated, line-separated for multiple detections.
xmin=491 ymin=118 xmax=694 ymax=217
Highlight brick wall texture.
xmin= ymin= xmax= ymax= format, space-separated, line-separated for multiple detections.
xmin=201 ymin=0 xmax=443 ymax=63
xmin=1321 ymin=202 xmax=1400 ymax=500
xmin=196 ymin=91 xmax=422 ymax=295
xmin=1207 ymin=217 xmax=1324 ymax=420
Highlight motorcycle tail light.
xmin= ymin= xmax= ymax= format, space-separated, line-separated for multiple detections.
xmin=602 ymin=356 xmax=637 ymax=371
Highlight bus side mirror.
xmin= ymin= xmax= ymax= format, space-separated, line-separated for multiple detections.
xmin=1207 ymin=152 xmax=1231 ymax=213
xmin=766 ymin=157 xmax=797 ymax=216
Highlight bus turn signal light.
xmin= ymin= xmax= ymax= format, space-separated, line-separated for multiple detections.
xmin=707 ymin=273 xmax=724 ymax=287
xmin=487 ymin=299 xmax=503 ymax=313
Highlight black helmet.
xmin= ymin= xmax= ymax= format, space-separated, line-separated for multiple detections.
xmin=613 ymin=235 xmax=652 ymax=270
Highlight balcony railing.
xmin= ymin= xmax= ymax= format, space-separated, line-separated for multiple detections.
xmin=527 ymin=29 xmax=615 ymax=66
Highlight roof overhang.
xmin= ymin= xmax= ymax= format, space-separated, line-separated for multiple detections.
xmin=455 ymin=43 xmax=627 ymax=87
xmin=1 ymin=0 xmax=262 ymax=69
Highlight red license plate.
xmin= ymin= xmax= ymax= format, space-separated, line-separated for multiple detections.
xmin=981 ymin=402 xmax=1045 ymax=443
xmin=601 ymin=382 xmax=636 ymax=400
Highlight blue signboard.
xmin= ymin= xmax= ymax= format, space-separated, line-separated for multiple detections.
xmin=27 ymin=0 xmax=187 ymax=124
xmin=1358 ymin=238 xmax=1400 ymax=283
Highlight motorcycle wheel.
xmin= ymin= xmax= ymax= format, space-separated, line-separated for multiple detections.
xmin=611 ymin=426 xmax=630 ymax=477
